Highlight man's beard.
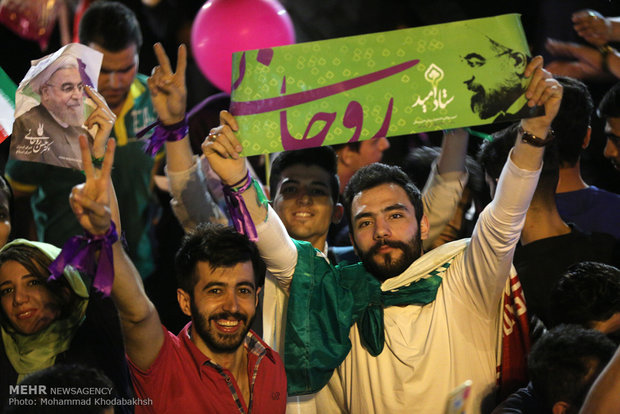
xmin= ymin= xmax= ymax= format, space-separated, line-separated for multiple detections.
xmin=357 ymin=233 xmax=422 ymax=282
xmin=468 ymin=81 xmax=523 ymax=120
xmin=45 ymin=100 xmax=85 ymax=127
xmin=190 ymin=299 xmax=254 ymax=354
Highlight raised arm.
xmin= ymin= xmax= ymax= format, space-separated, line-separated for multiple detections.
xmin=70 ymin=89 xmax=163 ymax=371
xmin=457 ymin=56 xmax=563 ymax=311
xmin=148 ymin=42 xmax=192 ymax=173
xmin=422 ymin=128 xmax=469 ymax=249
xmin=572 ymin=9 xmax=620 ymax=46
xmin=545 ymin=38 xmax=620 ymax=80
xmin=148 ymin=43 xmax=228 ymax=229
xmin=203 ymin=113 xmax=297 ymax=285
xmin=514 ymin=56 xmax=562 ymax=170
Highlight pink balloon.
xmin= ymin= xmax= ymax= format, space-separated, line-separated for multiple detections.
xmin=191 ymin=0 xmax=295 ymax=93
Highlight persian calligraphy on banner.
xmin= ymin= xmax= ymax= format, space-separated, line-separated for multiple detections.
xmin=230 ymin=14 xmax=541 ymax=156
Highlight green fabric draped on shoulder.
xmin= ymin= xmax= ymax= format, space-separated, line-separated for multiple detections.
xmin=284 ymin=240 xmax=376 ymax=396
xmin=284 ymin=239 xmax=451 ymax=396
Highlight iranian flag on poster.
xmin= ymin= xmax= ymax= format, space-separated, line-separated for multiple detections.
xmin=0 ymin=67 xmax=16 ymax=143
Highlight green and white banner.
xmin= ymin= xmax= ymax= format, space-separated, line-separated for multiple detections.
xmin=0 ymin=67 xmax=16 ymax=143
xmin=230 ymin=14 xmax=540 ymax=156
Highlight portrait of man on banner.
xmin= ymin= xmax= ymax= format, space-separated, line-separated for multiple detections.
xmin=227 ymin=14 xmax=546 ymax=156
xmin=10 ymin=43 xmax=102 ymax=170
xmin=460 ymin=32 xmax=543 ymax=123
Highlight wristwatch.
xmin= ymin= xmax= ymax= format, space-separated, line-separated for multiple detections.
xmin=518 ymin=125 xmax=555 ymax=147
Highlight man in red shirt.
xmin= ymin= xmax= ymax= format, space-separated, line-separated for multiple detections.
xmin=68 ymin=134 xmax=286 ymax=413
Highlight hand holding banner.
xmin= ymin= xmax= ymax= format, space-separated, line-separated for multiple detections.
xmin=230 ymin=14 xmax=542 ymax=156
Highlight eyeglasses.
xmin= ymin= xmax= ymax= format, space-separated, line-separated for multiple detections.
xmin=45 ymin=82 xmax=84 ymax=94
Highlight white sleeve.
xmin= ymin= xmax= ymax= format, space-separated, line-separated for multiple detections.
xmin=421 ymin=162 xmax=468 ymax=250
xmin=166 ymin=156 xmax=228 ymax=232
xmin=448 ymin=151 xmax=540 ymax=315
xmin=255 ymin=205 xmax=298 ymax=291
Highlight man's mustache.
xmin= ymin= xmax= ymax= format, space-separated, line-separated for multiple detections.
xmin=209 ymin=312 xmax=248 ymax=324
xmin=368 ymin=239 xmax=408 ymax=256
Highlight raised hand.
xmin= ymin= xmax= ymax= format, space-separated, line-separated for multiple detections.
xmin=70 ymin=135 xmax=117 ymax=236
xmin=522 ymin=56 xmax=563 ymax=132
xmin=147 ymin=43 xmax=187 ymax=125
xmin=201 ymin=110 xmax=247 ymax=186
xmin=572 ymin=9 xmax=613 ymax=47
xmin=84 ymin=85 xmax=116 ymax=158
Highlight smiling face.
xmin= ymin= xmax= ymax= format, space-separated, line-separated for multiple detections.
xmin=40 ymin=67 xmax=85 ymax=126
xmin=0 ymin=260 xmax=60 ymax=335
xmin=272 ymin=164 xmax=341 ymax=250
xmin=350 ymin=183 xmax=428 ymax=281
xmin=89 ymin=43 xmax=138 ymax=112
xmin=461 ymin=37 xmax=525 ymax=120
xmin=179 ymin=261 xmax=259 ymax=355
xmin=604 ymin=117 xmax=620 ymax=171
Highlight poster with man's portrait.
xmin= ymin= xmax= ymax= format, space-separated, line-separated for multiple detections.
xmin=229 ymin=14 xmax=544 ymax=156
xmin=10 ymin=43 xmax=102 ymax=170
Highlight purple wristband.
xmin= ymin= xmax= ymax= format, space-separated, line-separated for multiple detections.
xmin=222 ymin=171 xmax=258 ymax=241
xmin=139 ymin=116 xmax=189 ymax=157
xmin=48 ymin=222 xmax=119 ymax=297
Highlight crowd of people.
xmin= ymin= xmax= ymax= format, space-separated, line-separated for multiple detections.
xmin=0 ymin=1 xmax=619 ymax=414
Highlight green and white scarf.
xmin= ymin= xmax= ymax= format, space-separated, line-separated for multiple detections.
xmin=285 ymin=238 xmax=468 ymax=395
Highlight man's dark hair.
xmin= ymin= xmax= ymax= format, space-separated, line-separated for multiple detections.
xmin=528 ymin=325 xmax=615 ymax=411
xmin=598 ymin=81 xmax=620 ymax=118
xmin=478 ymin=124 xmax=560 ymax=203
xmin=175 ymin=224 xmax=265 ymax=295
xmin=477 ymin=124 xmax=518 ymax=182
xmin=549 ymin=262 xmax=620 ymax=329
xmin=269 ymin=146 xmax=340 ymax=204
xmin=552 ymin=76 xmax=593 ymax=167
xmin=331 ymin=141 xmax=361 ymax=154
xmin=343 ymin=163 xmax=423 ymax=233
xmin=5 ymin=363 xmax=115 ymax=413
xmin=78 ymin=1 xmax=143 ymax=51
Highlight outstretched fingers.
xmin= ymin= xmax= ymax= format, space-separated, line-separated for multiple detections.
xmin=175 ymin=44 xmax=187 ymax=84
xmin=79 ymin=135 xmax=95 ymax=179
xmin=153 ymin=42 xmax=173 ymax=75
xmin=101 ymin=139 xmax=116 ymax=180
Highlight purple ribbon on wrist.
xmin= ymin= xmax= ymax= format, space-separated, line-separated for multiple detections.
xmin=222 ymin=171 xmax=258 ymax=241
xmin=48 ymin=222 xmax=119 ymax=297
xmin=137 ymin=116 xmax=189 ymax=157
